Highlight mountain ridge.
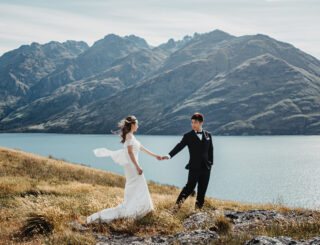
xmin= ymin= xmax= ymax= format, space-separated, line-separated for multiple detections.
xmin=0 ymin=30 xmax=319 ymax=135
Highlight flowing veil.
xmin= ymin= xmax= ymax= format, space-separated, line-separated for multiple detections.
xmin=93 ymin=148 xmax=129 ymax=166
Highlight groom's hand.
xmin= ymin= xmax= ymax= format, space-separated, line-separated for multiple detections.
xmin=161 ymin=156 xmax=169 ymax=160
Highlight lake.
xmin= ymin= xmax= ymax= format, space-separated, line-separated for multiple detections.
xmin=1 ymin=133 xmax=320 ymax=209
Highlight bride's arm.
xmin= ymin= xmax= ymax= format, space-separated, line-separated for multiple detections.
xmin=140 ymin=145 xmax=161 ymax=160
xmin=127 ymin=146 xmax=143 ymax=175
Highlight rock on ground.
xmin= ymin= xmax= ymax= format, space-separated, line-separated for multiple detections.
xmin=243 ymin=235 xmax=320 ymax=245
xmin=94 ymin=229 xmax=219 ymax=245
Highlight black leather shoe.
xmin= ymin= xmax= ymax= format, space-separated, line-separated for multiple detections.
xmin=195 ymin=202 xmax=203 ymax=210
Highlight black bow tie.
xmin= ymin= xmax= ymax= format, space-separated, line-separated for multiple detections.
xmin=196 ymin=131 xmax=203 ymax=134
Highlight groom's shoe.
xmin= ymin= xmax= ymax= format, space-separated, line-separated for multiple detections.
xmin=191 ymin=190 xmax=196 ymax=197
xmin=172 ymin=200 xmax=184 ymax=213
xmin=172 ymin=205 xmax=179 ymax=213
xmin=172 ymin=204 xmax=181 ymax=213
xmin=195 ymin=201 xmax=203 ymax=210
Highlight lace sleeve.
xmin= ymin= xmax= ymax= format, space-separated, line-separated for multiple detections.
xmin=124 ymin=133 xmax=134 ymax=146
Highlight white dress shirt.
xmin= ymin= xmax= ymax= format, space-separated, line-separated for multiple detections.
xmin=195 ymin=129 xmax=203 ymax=140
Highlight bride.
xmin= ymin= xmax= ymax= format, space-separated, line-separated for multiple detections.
xmin=86 ymin=115 xmax=161 ymax=224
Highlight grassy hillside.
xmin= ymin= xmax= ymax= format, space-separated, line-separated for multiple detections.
xmin=0 ymin=146 xmax=319 ymax=244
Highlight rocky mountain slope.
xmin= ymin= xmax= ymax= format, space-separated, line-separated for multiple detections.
xmin=1 ymin=30 xmax=319 ymax=135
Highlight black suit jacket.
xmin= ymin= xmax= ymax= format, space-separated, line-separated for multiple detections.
xmin=169 ymin=130 xmax=214 ymax=171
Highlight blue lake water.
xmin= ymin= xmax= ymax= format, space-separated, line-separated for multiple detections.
xmin=1 ymin=133 xmax=320 ymax=209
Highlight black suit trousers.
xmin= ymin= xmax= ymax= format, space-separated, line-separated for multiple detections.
xmin=176 ymin=168 xmax=211 ymax=208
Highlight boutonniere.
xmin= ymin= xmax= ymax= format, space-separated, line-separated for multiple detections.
xmin=203 ymin=131 xmax=210 ymax=140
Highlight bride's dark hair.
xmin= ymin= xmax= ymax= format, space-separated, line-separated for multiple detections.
xmin=116 ymin=115 xmax=137 ymax=144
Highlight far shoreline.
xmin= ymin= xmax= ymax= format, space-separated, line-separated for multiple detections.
xmin=1 ymin=132 xmax=320 ymax=137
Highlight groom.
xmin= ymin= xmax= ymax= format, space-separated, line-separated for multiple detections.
xmin=162 ymin=113 xmax=214 ymax=210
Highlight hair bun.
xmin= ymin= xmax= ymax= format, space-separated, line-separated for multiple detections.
xmin=117 ymin=115 xmax=137 ymax=143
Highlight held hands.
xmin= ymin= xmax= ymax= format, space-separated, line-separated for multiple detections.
xmin=155 ymin=155 xmax=169 ymax=160
xmin=154 ymin=155 xmax=169 ymax=161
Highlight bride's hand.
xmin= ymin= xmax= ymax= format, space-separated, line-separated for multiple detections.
xmin=155 ymin=155 xmax=162 ymax=160
xmin=136 ymin=166 xmax=143 ymax=175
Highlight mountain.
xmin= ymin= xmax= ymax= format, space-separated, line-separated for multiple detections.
xmin=0 ymin=30 xmax=320 ymax=135
xmin=29 ymin=34 xmax=150 ymax=99
xmin=161 ymin=54 xmax=320 ymax=135
xmin=0 ymin=48 xmax=168 ymax=130
xmin=158 ymin=30 xmax=236 ymax=73
xmin=0 ymin=40 xmax=89 ymax=118
xmin=157 ymin=34 xmax=193 ymax=53
xmin=0 ymin=34 xmax=151 ymax=124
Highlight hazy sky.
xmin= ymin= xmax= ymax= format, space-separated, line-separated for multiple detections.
xmin=0 ymin=0 xmax=319 ymax=59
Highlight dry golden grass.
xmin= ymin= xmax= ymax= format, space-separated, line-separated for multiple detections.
xmin=1 ymin=146 xmax=319 ymax=245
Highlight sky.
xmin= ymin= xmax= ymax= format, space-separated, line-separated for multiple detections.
xmin=0 ymin=0 xmax=319 ymax=59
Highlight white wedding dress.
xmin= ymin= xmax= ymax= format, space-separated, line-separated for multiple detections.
xmin=86 ymin=133 xmax=154 ymax=224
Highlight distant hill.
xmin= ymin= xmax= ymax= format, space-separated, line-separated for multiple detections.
xmin=1 ymin=30 xmax=320 ymax=135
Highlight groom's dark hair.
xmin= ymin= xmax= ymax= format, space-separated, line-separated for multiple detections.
xmin=191 ymin=113 xmax=204 ymax=122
